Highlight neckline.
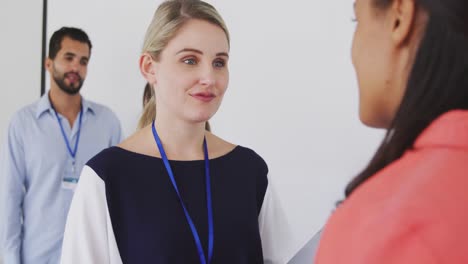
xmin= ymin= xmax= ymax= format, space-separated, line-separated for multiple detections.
xmin=111 ymin=145 xmax=241 ymax=163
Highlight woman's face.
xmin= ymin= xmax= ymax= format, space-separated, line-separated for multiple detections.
xmin=352 ymin=0 xmax=419 ymax=128
xmin=150 ymin=19 xmax=229 ymax=125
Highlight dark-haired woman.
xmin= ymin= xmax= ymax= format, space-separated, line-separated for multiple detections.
xmin=315 ymin=0 xmax=468 ymax=263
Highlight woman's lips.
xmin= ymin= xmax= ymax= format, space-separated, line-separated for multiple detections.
xmin=191 ymin=92 xmax=215 ymax=102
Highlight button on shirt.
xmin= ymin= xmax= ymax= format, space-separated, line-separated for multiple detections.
xmin=1 ymin=94 xmax=123 ymax=264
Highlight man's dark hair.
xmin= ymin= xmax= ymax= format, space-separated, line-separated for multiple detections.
xmin=48 ymin=27 xmax=92 ymax=59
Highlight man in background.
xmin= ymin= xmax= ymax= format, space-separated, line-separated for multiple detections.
xmin=1 ymin=27 xmax=122 ymax=264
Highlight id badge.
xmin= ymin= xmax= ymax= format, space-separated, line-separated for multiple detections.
xmin=62 ymin=159 xmax=79 ymax=191
xmin=62 ymin=177 xmax=79 ymax=191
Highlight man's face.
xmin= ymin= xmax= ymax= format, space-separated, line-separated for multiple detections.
xmin=46 ymin=37 xmax=90 ymax=95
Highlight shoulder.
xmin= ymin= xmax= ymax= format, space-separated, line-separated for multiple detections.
xmin=84 ymin=100 xmax=122 ymax=135
xmin=207 ymin=132 xmax=268 ymax=174
xmin=8 ymin=100 xmax=41 ymax=132
xmin=86 ymin=147 xmax=126 ymax=181
xmin=86 ymin=100 xmax=120 ymax=122
xmin=327 ymin=152 xmax=468 ymax=261
xmin=235 ymin=146 xmax=269 ymax=174
xmin=235 ymin=146 xmax=269 ymax=197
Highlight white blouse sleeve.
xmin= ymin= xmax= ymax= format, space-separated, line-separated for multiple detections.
xmin=60 ymin=166 xmax=122 ymax=264
xmin=259 ymin=175 xmax=299 ymax=264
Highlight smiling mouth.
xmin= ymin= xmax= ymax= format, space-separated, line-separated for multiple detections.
xmin=65 ymin=73 xmax=81 ymax=84
xmin=191 ymin=92 xmax=215 ymax=102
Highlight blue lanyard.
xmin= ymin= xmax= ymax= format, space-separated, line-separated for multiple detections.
xmin=53 ymin=104 xmax=83 ymax=166
xmin=151 ymin=120 xmax=214 ymax=264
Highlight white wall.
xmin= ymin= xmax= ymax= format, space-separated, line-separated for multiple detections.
xmin=0 ymin=1 xmax=385 ymax=263
xmin=0 ymin=1 xmax=43 ymax=262
xmin=46 ymin=0 xmax=385 ymax=261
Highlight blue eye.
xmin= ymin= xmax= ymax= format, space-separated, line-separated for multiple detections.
xmin=213 ymin=60 xmax=225 ymax=68
xmin=183 ymin=58 xmax=197 ymax=65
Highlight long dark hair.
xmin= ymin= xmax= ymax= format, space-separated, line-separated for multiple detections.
xmin=345 ymin=0 xmax=468 ymax=197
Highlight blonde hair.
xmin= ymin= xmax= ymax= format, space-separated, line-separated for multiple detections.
xmin=137 ymin=0 xmax=229 ymax=130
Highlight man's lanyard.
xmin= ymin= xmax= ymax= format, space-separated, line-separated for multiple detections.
xmin=53 ymin=104 xmax=83 ymax=173
xmin=151 ymin=120 xmax=214 ymax=264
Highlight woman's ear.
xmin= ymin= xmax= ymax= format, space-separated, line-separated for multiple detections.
xmin=139 ymin=53 xmax=157 ymax=84
xmin=390 ymin=0 xmax=416 ymax=47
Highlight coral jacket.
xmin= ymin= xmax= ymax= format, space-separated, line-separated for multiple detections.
xmin=315 ymin=110 xmax=468 ymax=264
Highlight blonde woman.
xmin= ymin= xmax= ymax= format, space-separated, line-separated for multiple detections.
xmin=60 ymin=0 xmax=290 ymax=263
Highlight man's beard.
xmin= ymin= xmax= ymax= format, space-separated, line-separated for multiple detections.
xmin=53 ymin=71 xmax=84 ymax=95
